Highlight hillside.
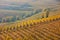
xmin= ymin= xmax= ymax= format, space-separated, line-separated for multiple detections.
xmin=0 ymin=14 xmax=60 ymax=40
xmin=0 ymin=0 xmax=60 ymax=40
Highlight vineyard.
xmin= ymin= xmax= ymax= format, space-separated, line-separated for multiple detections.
xmin=0 ymin=14 xmax=60 ymax=40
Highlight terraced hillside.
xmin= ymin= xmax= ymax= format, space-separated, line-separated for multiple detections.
xmin=0 ymin=15 xmax=60 ymax=40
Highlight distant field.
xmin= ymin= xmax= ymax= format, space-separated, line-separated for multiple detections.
xmin=0 ymin=9 xmax=33 ymax=18
xmin=0 ymin=5 xmax=60 ymax=23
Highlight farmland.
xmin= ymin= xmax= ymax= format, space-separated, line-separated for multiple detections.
xmin=0 ymin=14 xmax=60 ymax=40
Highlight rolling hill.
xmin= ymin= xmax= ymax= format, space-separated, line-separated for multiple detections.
xmin=0 ymin=14 xmax=60 ymax=40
